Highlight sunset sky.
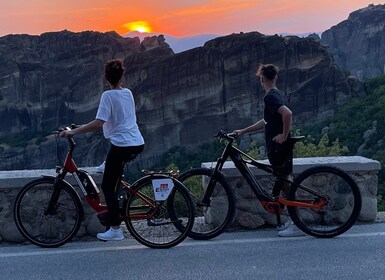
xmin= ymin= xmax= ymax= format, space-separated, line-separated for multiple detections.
xmin=0 ymin=1 xmax=382 ymax=38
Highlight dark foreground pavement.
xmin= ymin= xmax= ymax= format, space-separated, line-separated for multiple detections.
xmin=1 ymin=223 xmax=385 ymax=280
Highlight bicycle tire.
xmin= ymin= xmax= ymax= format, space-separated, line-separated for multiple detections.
xmin=14 ymin=177 xmax=84 ymax=248
xmin=177 ymin=168 xmax=236 ymax=240
xmin=288 ymin=166 xmax=362 ymax=238
xmin=124 ymin=176 xmax=194 ymax=248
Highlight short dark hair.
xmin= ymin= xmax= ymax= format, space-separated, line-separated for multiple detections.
xmin=256 ymin=64 xmax=279 ymax=81
xmin=105 ymin=59 xmax=124 ymax=85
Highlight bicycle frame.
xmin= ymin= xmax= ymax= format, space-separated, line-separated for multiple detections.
xmin=202 ymin=134 xmax=328 ymax=213
xmin=52 ymin=135 xmax=162 ymax=222
xmin=15 ymin=128 xmax=195 ymax=249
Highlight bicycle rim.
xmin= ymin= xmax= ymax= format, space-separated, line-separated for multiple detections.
xmin=288 ymin=166 xmax=362 ymax=238
xmin=14 ymin=178 xmax=83 ymax=248
xmin=124 ymin=178 xmax=194 ymax=248
xmin=178 ymin=168 xmax=236 ymax=240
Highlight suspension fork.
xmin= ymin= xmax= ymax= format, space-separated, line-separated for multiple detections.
xmin=44 ymin=176 xmax=65 ymax=215
xmin=200 ymin=172 xmax=221 ymax=206
xmin=200 ymin=154 xmax=229 ymax=206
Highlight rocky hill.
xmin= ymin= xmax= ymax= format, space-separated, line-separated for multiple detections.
xmin=321 ymin=4 xmax=385 ymax=80
xmin=0 ymin=30 xmax=363 ymax=171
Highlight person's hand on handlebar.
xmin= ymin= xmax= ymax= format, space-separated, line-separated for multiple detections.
xmin=58 ymin=129 xmax=74 ymax=138
xmin=231 ymin=129 xmax=244 ymax=137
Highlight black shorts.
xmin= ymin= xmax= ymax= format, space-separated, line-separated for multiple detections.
xmin=267 ymin=142 xmax=293 ymax=175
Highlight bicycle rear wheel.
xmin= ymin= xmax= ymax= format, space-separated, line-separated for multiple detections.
xmin=288 ymin=166 xmax=362 ymax=238
xmin=14 ymin=177 xmax=83 ymax=248
xmin=124 ymin=176 xmax=194 ymax=248
xmin=178 ymin=168 xmax=236 ymax=240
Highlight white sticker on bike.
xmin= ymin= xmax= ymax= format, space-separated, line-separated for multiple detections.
xmin=152 ymin=179 xmax=174 ymax=201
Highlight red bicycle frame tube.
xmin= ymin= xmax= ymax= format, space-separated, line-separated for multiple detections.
xmin=63 ymin=153 xmax=78 ymax=174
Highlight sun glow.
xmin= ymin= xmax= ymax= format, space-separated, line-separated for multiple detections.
xmin=123 ymin=21 xmax=152 ymax=33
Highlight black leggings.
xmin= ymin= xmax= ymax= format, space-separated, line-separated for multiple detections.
xmin=101 ymin=144 xmax=144 ymax=226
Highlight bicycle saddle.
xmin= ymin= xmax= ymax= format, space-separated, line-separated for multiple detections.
xmin=287 ymin=136 xmax=305 ymax=144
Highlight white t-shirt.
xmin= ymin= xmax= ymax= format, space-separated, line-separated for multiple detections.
xmin=96 ymin=88 xmax=144 ymax=147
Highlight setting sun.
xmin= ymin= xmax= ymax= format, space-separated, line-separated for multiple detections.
xmin=123 ymin=21 xmax=152 ymax=33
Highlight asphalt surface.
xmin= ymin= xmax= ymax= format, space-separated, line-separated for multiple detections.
xmin=1 ymin=222 xmax=385 ymax=280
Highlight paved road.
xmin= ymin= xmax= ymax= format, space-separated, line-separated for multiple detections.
xmin=1 ymin=223 xmax=385 ymax=280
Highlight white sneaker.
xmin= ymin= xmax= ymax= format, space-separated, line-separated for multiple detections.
xmin=276 ymin=219 xmax=292 ymax=231
xmin=97 ymin=227 xmax=124 ymax=241
xmin=278 ymin=224 xmax=305 ymax=237
xmin=96 ymin=161 xmax=105 ymax=173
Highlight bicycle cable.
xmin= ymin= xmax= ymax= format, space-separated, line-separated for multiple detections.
xmin=207 ymin=132 xmax=231 ymax=169
xmin=54 ymin=133 xmax=65 ymax=167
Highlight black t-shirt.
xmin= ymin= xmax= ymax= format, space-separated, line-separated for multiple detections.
xmin=263 ymin=89 xmax=288 ymax=152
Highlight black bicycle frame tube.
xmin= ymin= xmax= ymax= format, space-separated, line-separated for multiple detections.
xmin=200 ymin=141 xmax=232 ymax=205
xmin=228 ymin=145 xmax=330 ymax=201
xmin=201 ymin=139 xmax=275 ymax=204
xmin=228 ymin=146 xmax=275 ymax=202
xmin=202 ymin=135 xmax=329 ymax=206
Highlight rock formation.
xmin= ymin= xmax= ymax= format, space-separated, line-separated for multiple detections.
xmin=0 ymin=30 xmax=363 ymax=171
xmin=321 ymin=4 xmax=385 ymax=80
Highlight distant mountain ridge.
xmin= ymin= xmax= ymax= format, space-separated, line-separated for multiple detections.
xmin=124 ymin=31 xmax=323 ymax=54
xmin=124 ymin=31 xmax=219 ymax=53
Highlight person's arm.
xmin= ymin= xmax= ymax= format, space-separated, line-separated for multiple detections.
xmin=59 ymin=119 xmax=104 ymax=138
xmin=272 ymin=105 xmax=292 ymax=144
xmin=233 ymin=119 xmax=265 ymax=137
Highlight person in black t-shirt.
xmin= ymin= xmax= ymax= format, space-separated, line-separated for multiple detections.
xmin=233 ymin=63 xmax=304 ymax=237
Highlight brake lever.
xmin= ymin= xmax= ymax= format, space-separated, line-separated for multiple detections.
xmin=227 ymin=132 xmax=238 ymax=139
xmin=70 ymin=123 xmax=79 ymax=129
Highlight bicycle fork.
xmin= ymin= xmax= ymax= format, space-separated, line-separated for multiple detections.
xmin=44 ymin=177 xmax=63 ymax=215
xmin=199 ymin=170 xmax=223 ymax=207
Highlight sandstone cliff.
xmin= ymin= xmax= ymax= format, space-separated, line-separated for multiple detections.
xmin=0 ymin=30 xmax=363 ymax=170
xmin=321 ymin=4 xmax=385 ymax=80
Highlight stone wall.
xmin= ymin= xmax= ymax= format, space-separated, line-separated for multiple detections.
xmin=0 ymin=156 xmax=381 ymax=244
xmin=202 ymin=156 xmax=381 ymax=229
xmin=0 ymin=168 xmax=105 ymax=244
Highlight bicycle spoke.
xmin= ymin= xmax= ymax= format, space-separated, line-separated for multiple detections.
xmin=289 ymin=166 xmax=361 ymax=237
xmin=124 ymin=177 xmax=194 ymax=248
xmin=177 ymin=168 xmax=236 ymax=240
xmin=15 ymin=178 xmax=82 ymax=247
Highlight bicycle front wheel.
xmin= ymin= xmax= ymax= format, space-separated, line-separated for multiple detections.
xmin=14 ymin=177 xmax=83 ymax=248
xmin=124 ymin=176 xmax=194 ymax=248
xmin=288 ymin=166 xmax=362 ymax=238
xmin=178 ymin=168 xmax=236 ymax=240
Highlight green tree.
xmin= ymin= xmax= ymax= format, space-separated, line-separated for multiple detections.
xmin=294 ymin=133 xmax=349 ymax=158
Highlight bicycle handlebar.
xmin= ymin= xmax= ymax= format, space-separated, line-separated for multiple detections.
xmin=213 ymin=130 xmax=238 ymax=141
xmin=52 ymin=124 xmax=80 ymax=151
xmin=52 ymin=124 xmax=79 ymax=135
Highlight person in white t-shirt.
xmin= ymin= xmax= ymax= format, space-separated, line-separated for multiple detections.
xmin=59 ymin=59 xmax=145 ymax=241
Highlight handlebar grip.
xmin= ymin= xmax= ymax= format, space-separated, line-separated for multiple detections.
xmin=214 ymin=130 xmax=237 ymax=141
xmin=70 ymin=124 xmax=79 ymax=129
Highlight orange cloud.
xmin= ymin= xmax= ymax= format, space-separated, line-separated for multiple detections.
xmin=172 ymin=0 xmax=258 ymax=16
xmin=0 ymin=0 xmax=382 ymax=37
